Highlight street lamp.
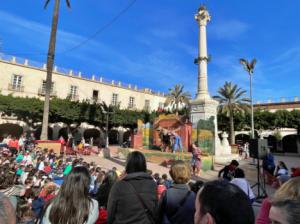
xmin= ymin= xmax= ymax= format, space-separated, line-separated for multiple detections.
xmin=240 ymin=58 xmax=257 ymax=139
xmin=103 ymin=111 xmax=114 ymax=149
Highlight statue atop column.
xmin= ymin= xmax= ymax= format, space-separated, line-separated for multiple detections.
xmin=195 ymin=5 xmax=211 ymax=26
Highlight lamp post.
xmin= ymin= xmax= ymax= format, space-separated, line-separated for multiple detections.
xmin=249 ymin=71 xmax=254 ymax=139
xmin=103 ymin=111 xmax=114 ymax=149
xmin=239 ymin=58 xmax=257 ymax=139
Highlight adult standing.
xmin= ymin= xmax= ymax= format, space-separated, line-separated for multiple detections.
xmin=172 ymin=132 xmax=183 ymax=154
xmin=107 ymin=151 xmax=157 ymax=224
xmin=262 ymin=149 xmax=275 ymax=176
xmin=191 ymin=142 xmax=202 ymax=176
xmin=18 ymin=134 xmax=26 ymax=152
xmin=262 ymin=149 xmax=276 ymax=184
xmin=8 ymin=137 xmax=19 ymax=156
xmin=158 ymin=161 xmax=196 ymax=224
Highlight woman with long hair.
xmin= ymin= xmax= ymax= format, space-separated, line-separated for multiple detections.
xmin=42 ymin=166 xmax=99 ymax=224
xmin=96 ymin=170 xmax=118 ymax=208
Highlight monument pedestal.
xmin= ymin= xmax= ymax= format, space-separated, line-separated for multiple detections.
xmin=190 ymin=96 xmax=222 ymax=156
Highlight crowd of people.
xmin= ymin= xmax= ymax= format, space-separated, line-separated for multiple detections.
xmin=0 ymin=134 xmax=299 ymax=224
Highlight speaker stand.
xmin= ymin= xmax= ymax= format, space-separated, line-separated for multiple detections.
xmin=251 ymin=159 xmax=268 ymax=203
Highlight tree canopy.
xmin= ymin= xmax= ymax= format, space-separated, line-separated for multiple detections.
xmin=218 ymin=109 xmax=300 ymax=133
xmin=0 ymin=94 xmax=161 ymax=129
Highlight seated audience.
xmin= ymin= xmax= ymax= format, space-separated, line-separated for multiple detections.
xmin=157 ymin=179 xmax=167 ymax=200
xmin=274 ymin=161 xmax=288 ymax=177
xmin=230 ymin=168 xmax=255 ymax=203
xmin=162 ymin=174 xmax=172 ymax=189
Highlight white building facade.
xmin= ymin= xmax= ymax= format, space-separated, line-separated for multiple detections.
xmin=0 ymin=55 xmax=166 ymax=143
xmin=0 ymin=56 xmax=166 ymax=110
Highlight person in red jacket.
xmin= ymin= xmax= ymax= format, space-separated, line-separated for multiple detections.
xmin=291 ymin=167 xmax=300 ymax=177
xmin=43 ymin=162 xmax=52 ymax=174
xmin=8 ymin=136 xmax=19 ymax=155
xmin=157 ymin=179 xmax=167 ymax=200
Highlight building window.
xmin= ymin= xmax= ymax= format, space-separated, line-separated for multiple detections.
xmin=128 ymin=97 xmax=135 ymax=108
xmin=39 ymin=80 xmax=54 ymax=95
xmin=70 ymin=85 xmax=78 ymax=100
xmin=112 ymin=93 xmax=118 ymax=106
xmin=144 ymin=99 xmax=150 ymax=111
xmin=92 ymin=90 xmax=99 ymax=102
xmin=9 ymin=74 xmax=23 ymax=91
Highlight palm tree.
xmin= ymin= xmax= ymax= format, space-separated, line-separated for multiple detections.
xmin=214 ymin=81 xmax=250 ymax=144
xmin=40 ymin=0 xmax=71 ymax=140
xmin=239 ymin=58 xmax=257 ymax=139
xmin=165 ymin=84 xmax=191 ymax=115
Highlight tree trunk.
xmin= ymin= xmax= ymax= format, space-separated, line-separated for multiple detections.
xmin=229 ymin=112 xmax=235 ymax=144
xmin=41 ymin=0 xmax=60 ymax=140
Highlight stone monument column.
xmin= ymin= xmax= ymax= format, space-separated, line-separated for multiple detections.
xmin=190 ymin=6 xmax=221 ymax=156
xmin=195 ymin=6 xmax=210 ymax=99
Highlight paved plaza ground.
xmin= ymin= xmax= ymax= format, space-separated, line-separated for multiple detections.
xmin=82 ymin=146 xmax=299 ymax=217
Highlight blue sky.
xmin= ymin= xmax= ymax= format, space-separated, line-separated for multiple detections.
xmin=0 ymin=0 xmax=300 ymax=102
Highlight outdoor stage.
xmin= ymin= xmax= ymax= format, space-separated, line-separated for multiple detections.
xmin=117 ymin=147 xmax=214 ymax=172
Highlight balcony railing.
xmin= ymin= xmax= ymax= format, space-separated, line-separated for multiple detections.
xmin=8 ymin=83 xmax=24 ymax=92
xmin=38 ymin=88 xmax=57 ymax=97
xmin=128 ymin=104 xmax=136 ymax=109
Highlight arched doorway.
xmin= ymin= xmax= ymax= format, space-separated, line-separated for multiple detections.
xmin=83 ymin=129 xmax=102 ymax=146
xmin=109 ymin=130 xmax=119 ymax=145
xmin=0 ymin=123 xmax=23 ymax=141
xmin=235 ymin=134 xmax=250 ymax=145
xmin=123 ymin=130 xmax=132 ymax=142
xmin=282 ymin=134 xmax=299 ymax=153
xmin=267 ymin=135 xmax=282 ymax=152
xmin=58 ymin=127 xmax=78 ymax=142
xmin=34 ymin=127 xmax=53 ymax=140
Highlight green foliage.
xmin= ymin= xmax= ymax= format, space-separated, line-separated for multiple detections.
xmin=218 ymin=109 xmax=300 ymax=132
xmin=214 ymin=81 xmax=250 ymax=144
xmin=197 ymin=117 xmax=215 ymax=131
xmin=165 ymin=84 xmax=191 ymax=114
xmin=274 ymin=130 xmax=282 ymax=141
xmin=0 ymin=94 xmax=158 ymax=128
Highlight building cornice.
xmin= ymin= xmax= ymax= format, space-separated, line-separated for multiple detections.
xmin=0 ymin=57 xmax=166 ymax=98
